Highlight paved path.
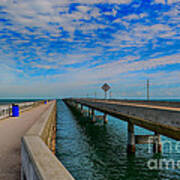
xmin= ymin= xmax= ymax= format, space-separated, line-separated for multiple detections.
xmin=0 ymin=103 xmax=51 ymax=180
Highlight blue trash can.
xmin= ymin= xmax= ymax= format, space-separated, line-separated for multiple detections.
xmin=12 ymin=104 xmax=19 ymax=117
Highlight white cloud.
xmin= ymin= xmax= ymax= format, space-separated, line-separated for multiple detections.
xmin=76 ymin=5 xmax=91 ymax=13
xmin=90 ymin=53 xmax=180 ymax=79
xmin=167 ymin=0 xmax=180 ymax=3
xmin=123 ymin=13 xmax=148 ymax=21
xmin=154 ymin=0 xmax=166 ymax=4
xmin=123 ymin=14 xmax=139 ymax=20
xmin=0 ymin=65 xmax=21 ymax=84
xmin=154 ymin=0 xmax=180 ymax=4
xmin=0 ymin=0 xmax=179 ymax=97
xmin=103 ymin=8 xmax=117 ymax=16
xmin=75 ymin=0 xmax=132 ymax=4
xmin=159 ymin=31 xmax=177 ymax=38
xmin=32 ymin=64 xmax=58 ymax=70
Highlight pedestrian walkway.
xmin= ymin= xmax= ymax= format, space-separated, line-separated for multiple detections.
xmin=0 ymin=102 xmax=52 ymax=180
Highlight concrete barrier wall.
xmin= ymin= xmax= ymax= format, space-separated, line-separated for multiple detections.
xmin=21 ymin=101 xmax=74 ymax=180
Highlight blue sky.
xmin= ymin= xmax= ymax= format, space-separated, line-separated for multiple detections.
xmin=0 ymin=0 xmax=180 ymax=99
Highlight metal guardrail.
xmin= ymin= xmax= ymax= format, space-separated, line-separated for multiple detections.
xmin=0 ymin=101 xmax=44 ymax=120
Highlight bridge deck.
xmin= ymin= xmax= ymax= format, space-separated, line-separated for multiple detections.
xmin=0 ymin=102 xmax=52 ymax=180
xmin=82 ymin=99 xmax=180 ymax=112
xmin=65 ymin=99 xmax=180 ymax=141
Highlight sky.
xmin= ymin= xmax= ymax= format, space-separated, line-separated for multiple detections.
xmin=0 ymin=0 xmax=180 ymax=99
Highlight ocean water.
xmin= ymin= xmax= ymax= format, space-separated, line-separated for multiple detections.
xmin=56 ymin=100 xmax=180 ymax=180
xmin=0 ymin=99 xmax=43 ymax=105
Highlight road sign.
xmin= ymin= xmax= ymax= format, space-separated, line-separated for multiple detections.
xmin=101 ymin=83 xmax=111 ymax=92
xmin=101 ymin=83 xmax=111 ymax=99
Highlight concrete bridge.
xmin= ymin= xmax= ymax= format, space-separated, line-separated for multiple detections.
xmin=0 ymin=100 xmax=74 ymax=180
xmin=1 ymin=98 xmax=180 ymax=179
xmin=64 ymin=98 xmax=180 ymax=154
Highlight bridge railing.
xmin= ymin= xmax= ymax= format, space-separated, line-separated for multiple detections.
xmin=0 ymin=101 xmax=39 ymax=120
xmin=0 ymin=101 xmax=46 ymax=120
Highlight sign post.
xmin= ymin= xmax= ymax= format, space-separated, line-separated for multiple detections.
xmin=147 ymin=79 xmax=150 ymax=100
xmin=101 ymin=83 xmax=111 ymax=99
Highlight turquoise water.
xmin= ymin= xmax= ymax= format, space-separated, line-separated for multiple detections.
xmin=56 ymin=100 xmax=180 ymax=180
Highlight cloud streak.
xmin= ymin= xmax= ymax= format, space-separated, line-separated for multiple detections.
xmin=0 ymin=0 xmax=179 ymax=98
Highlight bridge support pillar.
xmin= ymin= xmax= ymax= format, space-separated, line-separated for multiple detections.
xmin=127 ymin=122 xmax=135 ymax=155
xmin=75 ymin=103 xmax=78 ymax=109
xmin=88 ymin=108 xmax=91 ymax=117
xmin=80 ymin=104 xmax=83 ymax=113
xmin=153 ymin=132 xmax=161 ymax=153
xmin=103 ymin=113 xmax=108 ymax=124
xmin=91 ymin=109 xmax=96 ymax=123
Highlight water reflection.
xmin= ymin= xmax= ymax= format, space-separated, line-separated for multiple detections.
xmin=56 ymin=100 xmax=180 ymax=180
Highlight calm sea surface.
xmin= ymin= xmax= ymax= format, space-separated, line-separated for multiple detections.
xmin=56 ymin=100 xmax=180 ymax=180
xmin=0 ymin=99 xmax=42 ymax=105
